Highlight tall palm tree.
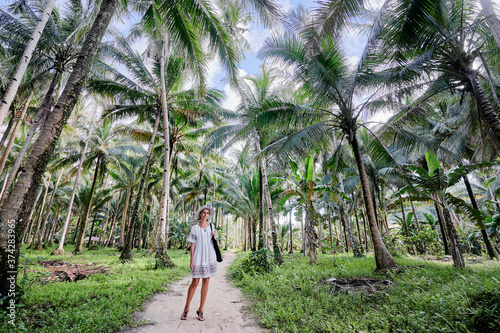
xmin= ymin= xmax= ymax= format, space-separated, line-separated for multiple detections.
xmin=258 ymin=7 xmax=398 ymax=270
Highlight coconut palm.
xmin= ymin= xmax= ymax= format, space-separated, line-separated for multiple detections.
xmin=258 ymin=6 xmax=398 ymax=270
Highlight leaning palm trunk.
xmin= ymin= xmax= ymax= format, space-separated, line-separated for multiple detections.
xmin=120 ymin=108 xmax=161 ymax=261
xmin=463 ymin=175 xmax=498 ymax=259
xmin=0 ymin=71 xmax=62 ymax=206
xmin=350 ymin=132 xmax=398 ymax=270
xmin=0 ymin=92 xmax=32 ymax=177
xmin=74 ymin=156 xmax=101 ymax=254
xmin=441 ymin=199 xmax=465 ymax=268
xmin=155 ymin=39 xmax=174 ymax=268
xmin=469 ymin=76 xmax=500 ymax=150
xmin=0 ymin=0 xmax=56 ymax=125
xmin=34 ymin=170 xmax=63 ymax=250
xmin=53 ymin=113 xmax=95 ymax=255
xmin=0 ymin=117 xmax=14 ymax=149
xmin=0 ymin=0 xmax=119 ymax=303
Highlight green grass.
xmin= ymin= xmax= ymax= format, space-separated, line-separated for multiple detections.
xmin=229 ymin=251 xmax=500 ymax=333
xmin=0 ymin=244 xmax=190 ymax=333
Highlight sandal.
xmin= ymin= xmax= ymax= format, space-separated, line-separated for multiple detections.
xmin=180 ymin=309 xmax=188 ymax=320
xmin=196 ymin=309 xmax=205 ymax=321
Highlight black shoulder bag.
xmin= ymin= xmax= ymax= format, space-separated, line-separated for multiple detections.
xmin=210 ymin=223 xmax=223 ymax=262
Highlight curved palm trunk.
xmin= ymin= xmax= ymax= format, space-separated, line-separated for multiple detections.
xmin=74 ymin=156 xmax=101 ymax=254
xmin=35 ymin=169 xmax=63 ymax=250
xmin=469 ymin=76 xmax=500 ymax=150
xmin=350 ymin=132 xmax=398 ymax=270
xmin=155 ymin=39 xmax=174 ymax=268
xmin=53 ymin=113 xmax=95 ymax=254
xmin=0 ymin=0 xmax=119 ymax=305
xmin=0 ymin=0 xmax=56 ymax=125
xmin=120 ymin=108 xmax=160 ymax=261
xmin=463 ymin=175 xmax=498 ymax=259
xmin=0 ymin=92 xmax=32 ymax=177
xmin=0 ymin=71 xmax=62 ymax=206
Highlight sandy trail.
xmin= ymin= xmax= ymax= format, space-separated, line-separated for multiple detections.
xmin=124 ymin=251 xmax=262 ymax=333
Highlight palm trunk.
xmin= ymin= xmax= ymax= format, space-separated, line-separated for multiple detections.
xmin=47 ymin=205 xmax=61 ymax=245
xmin=0 ymin=0 xmax=56 ymax=125
xmin=74 ymin=156 xmax=101 ymax=254
xmin=225 ymin=215 xmax=229 ymax=250
xmin=53 ymin=112 xmax=95 ymax=254
xmin=99 ymin=202 xmax=111 ymax=246
xmin=349 ymin=131 xmax=398 ymax=270
xmin=106 ymin=195 xmax=122 ymax=247
xmin=479 ymin=0 xmax=500 ymax=49
xmin=155 ymin=38 xmax=174 ymax=268
xmin=259 ymin=166 xmax=265 ymax=249
xmin=0 ymin=0 xmax=119 ymax=305
xmin=118 ymin=180 xmax=133 ymax=247
xmin=339 ymin=176 xmax=361 ymax=257
xmin=30 ymin=177 xmax=50 ymax=245
xmin=441 ymin=198 xmax=465 ymax=268
xmin=0 ymin=71 xmax=62 ymax=206
xmin=0 ymin=92 xmax=32 ymax=177
xmin=35 ymin=169 xmax=63 ymax=250
xmin=120 ymin=108 xmax=161 ymax=261
xmin=463 ymin=175 xmax=498 ymax=259
xmin=253 ymin=130 xmax=281 ymax=263
xmin=353 ymin=195 xmax=364 ymax=254
xmin=469 ymin=76 xmax=500 ymax=150
xmin=0 ymin=116 xmax=14 ymax=149
xmin=410 ymin=199 xmax=426 ymax=254
xmin=87 ymin=211 xmax=98 ymax=248
xmin=136 ymin=201 xmax=148 ymax=250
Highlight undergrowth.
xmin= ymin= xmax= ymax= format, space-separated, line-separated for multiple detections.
xmin=0 ymin=245 xmax=190 ymax=333
xmin=229 ymin=252 xmax=500 ymax=333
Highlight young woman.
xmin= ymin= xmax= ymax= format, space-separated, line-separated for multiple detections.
xmin=181 ymin=205 xmax=218 ymax=321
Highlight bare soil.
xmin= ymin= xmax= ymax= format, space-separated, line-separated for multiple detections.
xmin=123 ymin=250 xmax=262 ymax=333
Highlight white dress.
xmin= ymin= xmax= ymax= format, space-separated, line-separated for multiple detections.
xmin=187 ymin=224 xmax=218 ymax=278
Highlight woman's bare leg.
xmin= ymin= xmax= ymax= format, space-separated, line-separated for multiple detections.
xmin=183 ymin=278 xmax=200 ymax=314
xmin=198 ymin=277 xmax=210 ymax=317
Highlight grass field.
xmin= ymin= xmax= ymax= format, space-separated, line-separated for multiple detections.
xmin=229 ymin=250 xmax=500 ymax=333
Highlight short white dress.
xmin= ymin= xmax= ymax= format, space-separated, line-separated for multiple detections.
xmin=187 ymin=224 xmax=218 ymax=278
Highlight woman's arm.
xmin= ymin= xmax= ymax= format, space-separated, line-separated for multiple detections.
xmin=190 ymin=243 xmax=195 ymax=271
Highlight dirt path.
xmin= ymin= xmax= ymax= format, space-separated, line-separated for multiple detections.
xmin=124 ymin=251 xmax=262 ymax=333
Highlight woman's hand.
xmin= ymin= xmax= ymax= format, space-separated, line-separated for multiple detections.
xmin=190 ymin=261 xmax=194 ymax=271
xmin=211 ymin=231 xmax=216 ymax=237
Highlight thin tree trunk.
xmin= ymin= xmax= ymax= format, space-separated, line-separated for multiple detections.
xmin=289 ymin=210 xmax=293 ymax=253
xmin=0 ymin=71 xmax=62 ymax=206
xmin=99 ymin=201 xmax=111 ymax=246
xmin=253 ymin=130 xmax=281 ymax=263
xmin=30 ymin=176 xmax=50 ymax=245
xmin=224 ymin=215 xmax=228 ymax=250
xmin=118 ymin=180 xmax=133 ymax=247
xmin=328 ymin=207 xmax=334 ymax=254
xmin=155 ymin=38 xmax=174 ymax=268
xmin=0 ymin=92 xmax=32 ymax=177
xmin=259 ymin=167 xmax=264 ymax=249
xmin=350 ymin=132 xmax=397 ymax=270
xmin=106 ymin=196 xmax=121 ymax=247
xmin=35 ymin=169 xmax=63 ymax=250
xmin=87 ymin=211 xmax=98 ymax=248
xmin=120 ymin=107 xmax=161 ymax=261
xmin=53 ymin=111 xmax=95 ymax=254
xmin=47 ymin=205 xmax=61 ymax=245
xmin=0 ymin=116 xmax=14 ymax=149
xmin=74 ymin=156 xmax=101 ymax=254
xmin=410 ymin=199 xmax=425 ymax=254
xmin=0 ymin=0 xmax=119 ymax=305
xmin=441 ymin=199 xmax=465 ymax=268
xmin=463 ymin=175 xmax=498 ymax=259
xmin=353 ymin=194 xmax=364 ymax=254
xmin=136 ymin=201 xmax=147 ymax=250
xmin=0 ymin=0 xmax=56 ymax=125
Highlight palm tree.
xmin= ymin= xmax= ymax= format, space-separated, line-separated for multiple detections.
xmin=0 ymin=0 xmax=119 ymax=302
xmin=0 ymin=0 xmax=56 ymax=124
xmin=258 ymin=7 xmax=398 ymax=270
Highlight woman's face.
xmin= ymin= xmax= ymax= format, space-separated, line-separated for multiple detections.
xmin=200 ymin=209 xmax=210 ymax=220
